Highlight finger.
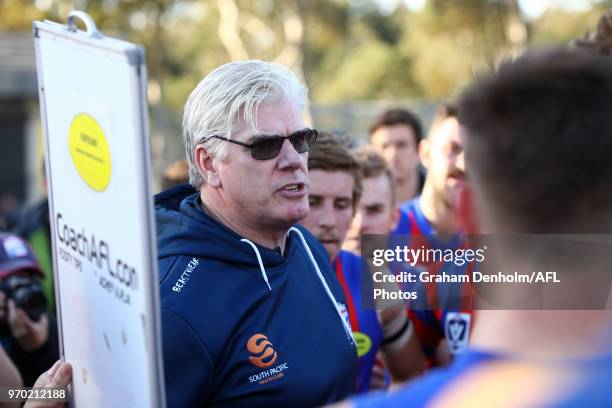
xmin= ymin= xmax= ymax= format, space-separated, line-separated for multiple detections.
xmin=33 ymin=312 xmax=49 ymax=330
xmin=29 ymin=313 xmax=50 ymax=343
xmin=7 ymin=300 xmax=27 ymax=324
xmin=7 ymin=299 xmax=15 ymax=319
xmin=8 ymin=302 xmax=26 ymax=328
xmin=51 ymin=363 xmax=72 ymax=388
xmin=31 ymin=360 xmax=63 ymax=389
xmin=7 ymin=300 xmax=25 ymax=333
xmin=15 ymin=307 xmax=34 ymax=327
xmin=47 ymin=360 xmax=63 ymax=378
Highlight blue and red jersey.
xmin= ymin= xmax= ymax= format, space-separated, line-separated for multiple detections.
xmin=334 ymin=250 xmax=384 ymax=393
xmin=353 ymin=349 xmax=612 ymax=408
xmin=391 ymin=198 xmax=476 ymax=361
xmin=352 ymin=349 xmax=500 ymax=408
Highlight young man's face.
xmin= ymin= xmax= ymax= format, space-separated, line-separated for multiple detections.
xmin=344 ymin=174 xmax=397 ymax=255
xmin=371 ymin=124 xmax=419 ymax=185
xmin=421 ymin=117 xmax=465 ymax=207
xmin=300 ymin=169 xmax=355 ymax=261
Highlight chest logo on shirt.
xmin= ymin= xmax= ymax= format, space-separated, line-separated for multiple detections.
xmin=247 ymin=334 xmax=278 ymax=368
xmin=444 ymin=312 xmax=471 ymax=354
xmin=247 ymin=334 xmax=290 ymax=385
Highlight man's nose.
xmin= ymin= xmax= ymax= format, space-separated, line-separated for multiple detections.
xmin=319 ymin=204 xmax=338 ymax=229
xmin=277 ymin=138 xmax=303 ymax=170
xmin=456 ymin=150 xmax=465 ymax=173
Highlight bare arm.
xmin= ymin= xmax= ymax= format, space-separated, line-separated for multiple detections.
xmin=379 ymin=306 xmax=426 ymax=383
xmin=0 ymin=344 xmax=22 ymax=408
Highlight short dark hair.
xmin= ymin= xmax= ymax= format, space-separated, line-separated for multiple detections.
xmin=308 ymin=131 xmax=362 ymax=207
xmin=459 ymin=47 xmax=612 ymax=232
xmin=354 ymin=146 xmax=396 ymax=205
xmin=369 ymin=108 xmax=423 ymax=145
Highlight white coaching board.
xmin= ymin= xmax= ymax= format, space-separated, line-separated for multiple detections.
xmin=33 ymin=12 xmax=165 ymax=407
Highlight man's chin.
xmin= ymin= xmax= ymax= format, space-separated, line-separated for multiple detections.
xmin=280 ymin=203 xmax=310 ymax=224
xmin=321 ymin=243 xmax=339 ymax=261
xmin=343 ymin=238 xmax=361 ymax=254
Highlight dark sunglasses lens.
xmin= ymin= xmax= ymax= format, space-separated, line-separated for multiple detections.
xmin=251 ymin=138 xmax=284 ymax=160
xmin=290 ymin=130 xmax=317 ymax=153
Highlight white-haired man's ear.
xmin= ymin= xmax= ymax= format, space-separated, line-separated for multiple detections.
xmin=194 ymin=145 xmax=221 ymax=188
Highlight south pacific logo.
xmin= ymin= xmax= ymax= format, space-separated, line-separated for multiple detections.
xmin=247 ymin=334 xmax=277 ymax=368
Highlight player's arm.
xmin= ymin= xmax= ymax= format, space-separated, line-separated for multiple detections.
xmin=379 ymin=305 xmax=426 ymax=383
xmin=365 ymin=259 xmax=427 ymax=382
xmin=434 ymin=339 xmax=452 ymax=367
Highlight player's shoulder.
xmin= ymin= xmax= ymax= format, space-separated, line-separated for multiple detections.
xmin=398 ymin=197 xmax=420 ymax=215
xmin=392 ymin=198 xmax=421 ymax=235
xmin=338 ymin=249 xmax=361 ymax=265
xmin=353 ymin=349 xmax=502 ymax=408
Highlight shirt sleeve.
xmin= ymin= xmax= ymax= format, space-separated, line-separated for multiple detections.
xmin=161 ymin=309 xmax=214 ymax=407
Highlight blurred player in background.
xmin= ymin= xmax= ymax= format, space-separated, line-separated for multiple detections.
xmin=369 ymin=109 xmax=424 ymax=204
xmin=300 ymin=132 xmax=425 ymax=394
xmin=342 ymin=44 xmax=612 ymax=408
xmin=389 ymin=102 xmax=473 ymax=366
xmin=342 ymin=146 xmax=399 ymax=256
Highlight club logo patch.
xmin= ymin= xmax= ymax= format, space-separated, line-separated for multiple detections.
xmin=445 ymin=312 xmax=471 ymax=354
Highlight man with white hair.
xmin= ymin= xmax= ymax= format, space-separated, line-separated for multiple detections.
xmin=155 ymin=61 xmax=357 ymax=407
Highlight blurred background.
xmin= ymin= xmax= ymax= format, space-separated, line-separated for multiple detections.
xmin=0 ymin=0 xmax=609 ymax=211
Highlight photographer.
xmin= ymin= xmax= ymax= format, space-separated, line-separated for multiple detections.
xmin=0 ymin=233 xmax=58 ymax=386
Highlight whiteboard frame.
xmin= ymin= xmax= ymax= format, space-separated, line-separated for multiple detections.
xmin=33 ymin=16 xmax=165 ymax=407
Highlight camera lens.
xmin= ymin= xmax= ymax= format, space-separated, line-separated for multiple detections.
xmin=14 ymin=286 xmax=47 ymax=321
xmin=3 ymin=275 xmax=48 ymax=322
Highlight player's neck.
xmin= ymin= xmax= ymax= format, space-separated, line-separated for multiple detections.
xmin=418 ymin=185 xmax=457 ymax=234
xmin=396 ymin=173 xmax=419 ymax=204
xmin=471 ymin=310 xmax=611 ymax=360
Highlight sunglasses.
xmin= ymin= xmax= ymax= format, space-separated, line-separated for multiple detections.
xmin=203 ymin=128 xmax=318 ymax=160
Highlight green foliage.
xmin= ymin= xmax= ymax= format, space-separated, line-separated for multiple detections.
xmin=530 ymin=8 xmax=603 ymax=45
xmin=0 ymin=0 xmax=606 ymax=107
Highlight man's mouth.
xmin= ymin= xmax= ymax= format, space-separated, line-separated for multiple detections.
xmin=278 ymin=182 xmax=307 ymax=198
xmin=280 ymin=182 xmax=306 ymax=192
xmin=319 ymin=238 xmax=338 ymax=245
xmin=283 ymin=183 xmax=302 ymax=192
xmin=447 ymin=171 xmax=465 ymax=182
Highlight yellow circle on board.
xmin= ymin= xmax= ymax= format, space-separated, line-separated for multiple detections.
xmin=354 ymin=332 xmax=372 ymax=357
xmin=68 ymin=113 xmax=111 ymax=192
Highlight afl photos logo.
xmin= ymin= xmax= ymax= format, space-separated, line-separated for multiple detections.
xmin=247 ymin=334 xmax=277 ymax=368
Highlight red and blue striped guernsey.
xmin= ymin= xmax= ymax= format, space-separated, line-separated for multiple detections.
xmin=391 ymin=198 xmax=476 ymax=363
xmin=334 ymin=250 xmax=384 ymax=393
